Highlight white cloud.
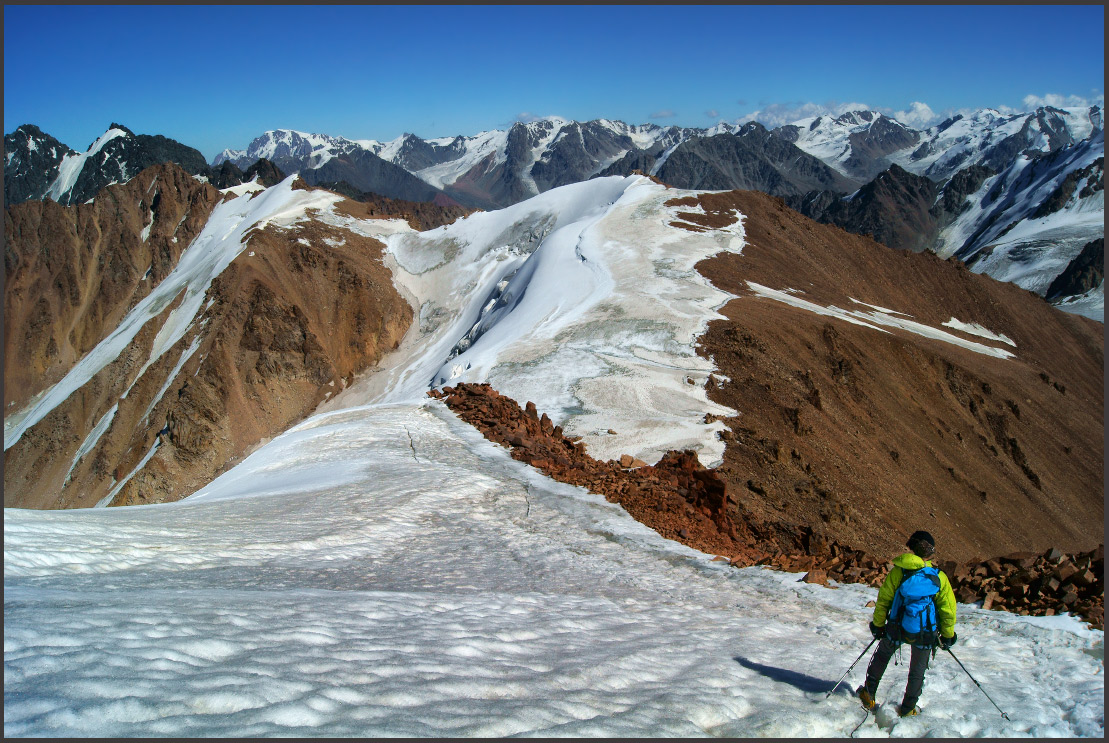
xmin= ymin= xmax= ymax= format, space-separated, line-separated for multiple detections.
xmin=649 ymin=109 xmax=677 ymax=119
xmin=737 ymin=101 xmax=872 ymax=127
xmin=705 ymin=109 xmax=720 ymax=119
xmin=514 ymin=112 xmax=542 ymax=123
xmin=1022 ymin=92 xmax=1104 ymax=110
xmin=890 ymin=101 xmax=938 ymax=128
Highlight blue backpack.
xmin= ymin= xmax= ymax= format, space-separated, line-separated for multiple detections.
xmin=888 ymin=566 xmax=941 ymax=643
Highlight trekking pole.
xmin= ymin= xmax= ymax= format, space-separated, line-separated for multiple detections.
xmin=825 ymin=637 xmax=877 ymax=699
xmin=946 ymin=648 xmax=1011 ymax=721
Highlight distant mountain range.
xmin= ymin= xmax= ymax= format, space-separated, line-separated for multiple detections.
xmin=5 ymin=105 xmax=1103 ymax=317
xmin=4 ymin=123 xmax=279 ymax=206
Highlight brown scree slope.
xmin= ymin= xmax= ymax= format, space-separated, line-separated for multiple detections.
xmin=685 ymin=190 xmax=1102 ymax=565
xmin=4 ymin=163 xmax=221 ymax=409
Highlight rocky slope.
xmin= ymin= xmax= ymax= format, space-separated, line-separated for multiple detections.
xmin=3 ymin=166 xmax=418 ymax=509
xmin=4 ymin=163 xmax=221 ymax=408
xmin=686 ymin=189 xmax=1102 ymax=565
xmin=786 ymin=164 xmax=943 ymax=253
xmin=660 ymin=124 xmax=857 ymax=195
xmin=597 ymin=122 xmax=858 ymax=197
xmin=314 ymin=180 xmax=475 ymax=230
xmin=3 ymin=124 xmax=77 ymax=205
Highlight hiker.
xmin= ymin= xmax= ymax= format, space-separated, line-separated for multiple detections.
xmin=856 ymin=530 xmax=957 ymax=717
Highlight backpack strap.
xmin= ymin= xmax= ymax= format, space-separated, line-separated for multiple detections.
xmin=888 ymin=567 xmax=916 ymax=625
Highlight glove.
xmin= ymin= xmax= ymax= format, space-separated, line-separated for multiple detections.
xmin=869 ymin=621 xmax=884 ymax=639
xmin=938 ymin=632 xmax=957 ymax=649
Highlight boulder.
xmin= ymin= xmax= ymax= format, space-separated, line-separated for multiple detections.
xmin=1054 ymin=562 xmax=1079 ymax=584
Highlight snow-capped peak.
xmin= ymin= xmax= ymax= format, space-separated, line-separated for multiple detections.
xmin=44 ymin=126 xmax=131 ymax=202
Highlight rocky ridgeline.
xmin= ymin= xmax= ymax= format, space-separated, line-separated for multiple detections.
xmin=428 ymin=383 xmax=754 ymax=558
xmin=432 ymin=383 xmax=1104 ymax=630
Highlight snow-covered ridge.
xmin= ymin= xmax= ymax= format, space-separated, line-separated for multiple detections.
xmin=893 ymin=106 xmax=1102 ymax=180
xmin=781 ymin=110 xmax=904 ymax=174
xmin=779 ymin=106 xmax=1102 ymax=184
xmin=409 ymin=128 xmax=511 ymax=190
xmin=212 ymin=129 xmax=371 ymax=169
xmin=934 ymin=129 xmax=1104 ymax=301
xmin=319 ymin=175 xmax=746 ymax=466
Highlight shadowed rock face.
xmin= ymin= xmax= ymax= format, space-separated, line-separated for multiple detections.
xmin=242 ymin=158 xmax=286 ymax=188
xmin=600 ymin=123 xmax=859 ymax=198
xmin=3 ymin=125 xmax=77 ymax=205
xmin=1046 ymin=238 xmax=1104 ymax=300
xmin=4 ymin=123 xmax=212 ymax=207
xmin=841 ymin=114 xmax=922 ymax=181
xmin=296 ymin=149 xmax=448 ymax=204
xmin=4 ymin=165 xmax=414 ymax=509
xmin=787 ymin=164 xmax=942 ymax=254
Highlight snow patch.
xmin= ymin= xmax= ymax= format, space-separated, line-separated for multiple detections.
xmin=941 ymin=318 xmax=1016 ymax=347
xmin=747 ymin=283 xmax=1016 ymax=359
xmin=63 ymin=404 xmax=119 ymax=485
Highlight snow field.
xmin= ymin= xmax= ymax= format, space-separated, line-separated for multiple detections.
xmin=4 ymin=401 xmax=1102 ymax=737
xmin=318 ymin=175 xmax=743 ymax=467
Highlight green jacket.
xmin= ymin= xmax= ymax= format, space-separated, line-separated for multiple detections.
xmin=872 ymin=552 xmax=957 ymax=639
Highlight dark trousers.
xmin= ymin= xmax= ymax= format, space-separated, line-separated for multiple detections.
xmin=864 ymin=634 xmax=931 ymax=710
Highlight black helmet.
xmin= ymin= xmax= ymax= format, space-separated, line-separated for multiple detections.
xmin=907 ymin=530 xmax=935 ymax=558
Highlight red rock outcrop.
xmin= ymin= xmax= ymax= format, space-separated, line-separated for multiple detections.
xmin=432 ymin=382 xmax=1103 ymax=629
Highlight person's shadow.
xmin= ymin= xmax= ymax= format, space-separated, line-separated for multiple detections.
xmin=734 ymin=656 xmax=845 ymax=696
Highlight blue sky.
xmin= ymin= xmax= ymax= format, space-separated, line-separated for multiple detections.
xmin=4 ymin=5 xmax=1104 ymax=161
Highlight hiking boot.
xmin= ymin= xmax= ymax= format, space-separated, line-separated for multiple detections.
xmin=898 ymin=705 xmax=920 ymax=717
xmin=856 ymin=686 xmax=876 ymax=711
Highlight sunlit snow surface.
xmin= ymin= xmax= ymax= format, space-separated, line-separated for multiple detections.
xmin=5 ymin=402 xmax=1103 ymax=737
